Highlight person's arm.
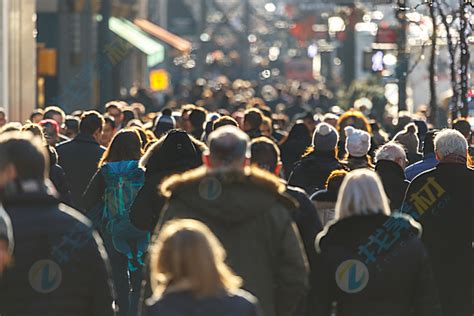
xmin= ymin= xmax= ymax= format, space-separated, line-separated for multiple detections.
xmin=82 ymin=169 xmax=105 ymax=212
xmin=271 ymin=205 xmax=309 ymax=316
xmin=130 ymin=181 xmax=165 ymax=232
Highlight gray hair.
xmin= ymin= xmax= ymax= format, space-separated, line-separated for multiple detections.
xmin=335 ymin=169 xmax=390 ymax=220
xmin=434 ymin=129 xmax=468 ymax=159
xmin=375 ymin=141 xmax=407 ymax=164
xmin=207 ymin=126 xmax=250 ymax=167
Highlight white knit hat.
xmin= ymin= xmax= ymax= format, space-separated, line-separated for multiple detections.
xmin=345 ymin=126 xmax=371 ymax=157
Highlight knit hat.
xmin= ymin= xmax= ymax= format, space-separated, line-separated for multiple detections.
xmin=312 ymin=122 xmax=339 ymax=152
xmin=394 ymin=123 xmax=419 ymax=154
xmin=344 ymin=126 xmax=371 ymax=157
xmin=154 ymin=112 xmax=176 ymax=137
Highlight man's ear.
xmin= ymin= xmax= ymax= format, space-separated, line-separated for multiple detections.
xmin=274 ymin=162 xmax=283 ymax=176
xmin=0 ymin=164 xmax=17 ymax=188
xmin=203 ymin=154 xmax=211 ymax=167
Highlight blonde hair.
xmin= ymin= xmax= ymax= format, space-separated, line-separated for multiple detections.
xmin=335 ymin=169 xmax=390 ymax=220
xmin=150 ymin=219 xmax=242 ymax=299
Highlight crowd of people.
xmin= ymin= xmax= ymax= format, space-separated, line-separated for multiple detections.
xmin=0 ymin=78 xmax=472 ymax=316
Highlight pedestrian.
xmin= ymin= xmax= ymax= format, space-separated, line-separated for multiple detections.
xmin=145 ymin=219 xmax=262 ymax=316
xmin=402 ymin=129 xmax=474 ymax=316
xmin=243 ymin=108 xmax=264 ymax=139
xmin=393 ymin=123 xmax=422 ymax=166
xmin=43 ymin=105 xmax=69 ymax=143
xmin=279 ymin=123 xmax=312 ymax=179
xmin=250 ymin=137 xmax=322 ymax=315
xmin=56 ymin=111 xmax=105 ymax=211
xmin=153 ymin=108 xmax=176 ymax=138
xmin=288 ymin=122 xmax=344 ymax=194
xmin=0 ymin=132 xmax=115 ymax=316
xmin=153 ymin=126 xmax=308 ymax=316
xmin=83 ymin=128 xmax=149 ymax=316
xmin=313 ymin=169 xmax=441 ymax=316
xmin=374 ymin=142 xmax=410 ymax=211
xmin=341 ymin=126 xmax=374 ymax=171
xmin=189 ymin=107 xmax=207 ymax=140
xmin=101 ymin=115 xmax=117 ymax=147
xmin=405 ymin=130 xmax=438 ymax=181
xmin=130 ymin=129 xmax=207 ymax=232
xmin=310 ymin=169 xmax=348 ymax=226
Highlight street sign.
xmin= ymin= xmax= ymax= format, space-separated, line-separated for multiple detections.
xmin=149 ymin=69 xmax=170 ymax=92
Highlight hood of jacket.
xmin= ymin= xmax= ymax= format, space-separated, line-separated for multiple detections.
xmin=315 ymin=213 xmax=421 ymax=254
xmin=161 ymin=166 xmax=297 ymax=225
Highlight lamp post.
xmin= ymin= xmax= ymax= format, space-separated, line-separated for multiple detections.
xmin=396 ymin=0 xmax=408 ymax=112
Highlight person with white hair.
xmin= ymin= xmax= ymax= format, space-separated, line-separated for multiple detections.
xmin=402 ymin=128 xmax=473 ymax=316
xmin=146 ymin=126 xmax=308 ymax=316
xmin=313 ymin=169 xmax=441 ymax=316
xmin=374 ymin=142 xmax=410 ymax=211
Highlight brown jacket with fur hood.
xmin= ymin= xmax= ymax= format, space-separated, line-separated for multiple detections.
xmin=158 ymin=166 xmax=309 ymax=316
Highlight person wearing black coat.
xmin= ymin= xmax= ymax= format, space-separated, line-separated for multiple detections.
xmin=313 ymin=169 xmax=441 ymax=316
xmin=279 ymin=123 xmax=312 ymax=179
xmin=289 ymin=123 xmax=344 ymax=194
xmin=56 ymin=111 xmax=105 ymax=211
xmin=48 ymin=146 xmax=73 ymax=206
xmin=374 ymin=142 xmax=410 ymax=211
xmin=401 ymin=129 xmax=473 ymax=316
xmin=130 ymin=130 xmax=207 ymax=232
xmin=0 ymin=133 xmax=115 ymax=316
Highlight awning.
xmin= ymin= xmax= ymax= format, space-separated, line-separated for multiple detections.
xmin=134 ymin=19 xmax=192 ymax=53
xmin=108 ymin=17 xmax=165 ymax=67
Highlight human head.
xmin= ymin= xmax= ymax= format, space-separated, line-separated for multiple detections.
xmin=0 ymin=108 xmax=7 ymax=128
xmin=243 ymin=108 xmax=263 ymax=132
xmin=422 ymin=130 xmax=438 ymax=156
xmin=325 ymin=169 xmax=348 ymax=194
xmin=452 ymin=118 xmax=472 ymax=142
xmin=39 ymin=119 xmax=60 ymax=147
xmin=212 ymin=115 xmax=238 ymax=131
xmin=394 ymin=123 xmax=419 ymax=154
xmin=189 ymin=107 xmax=208 ymax=132
xmin=260 ymin=116 xmax=273 ymax=137
xmin=99 ymin=129 xmax=143 ymax=167
xmin=122 ymin=108 xmax=136 ymax=127
xmin=100 ymin=115 xmax=116 ymax=147
xmin=301 ymin=112 xmax=316 ymax=134
xmin=335 ymin=169 xmax=390 ymax=220
xmin=336 ymin=109 xmax=372 ymax=134
xmin=250 ymin=137 xmax=281 ymax=174
xmin=30 ymin=109 xmax=44 ymax=124
xmin=204 ymin=125 xmax=250 ymax=169
xmin=344 ymin=126 xmax=371 ymax=158
xmin=105 ymin=101 xmax=124 ymax=126
xmin=79 ymin=111 xmax=104 ymax=142
xmin=312 ymin=122 xmax=339 ymax=153
xmin=149 ymin=219 xmax=242 ymax=298
xmin=154 ymin=110 xmax=176 ymax=138
xmin=434 ymin=128 xmax=468 ymax=161
xmin=180 ymin=104 xmax=196 ymax=132
xmin=64 ymin=116 xmax=80 ymax=139
xmin=375 ymin=142 xmax=407 ymax=170
xmin=43 ymin=106 xmax=66 ymax=128
xmin=21 ymin=123 xmax=47 ymax=143
xmin=0 ymin=132 xmax=49 ymax=185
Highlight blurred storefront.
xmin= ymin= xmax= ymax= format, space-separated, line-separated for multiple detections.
xmin=0 ymin=0 xmax=36 ymax=122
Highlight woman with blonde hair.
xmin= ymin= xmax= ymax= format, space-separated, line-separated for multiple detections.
xmin=146 ymin=219 xmax=261 ymax=316
xmin=311 ymin=169 xmax=441 ymax=316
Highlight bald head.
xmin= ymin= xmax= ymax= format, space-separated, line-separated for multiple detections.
xmin=206 ymin=126 xmax=250 ymax=168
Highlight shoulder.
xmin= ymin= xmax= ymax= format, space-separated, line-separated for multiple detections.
xmin=57 ymin=203 xmax=94 ymax=231
xmin=226 ymin=289 xmax=260 ymax=312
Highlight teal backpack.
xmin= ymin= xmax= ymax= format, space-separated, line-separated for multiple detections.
xmin=101 ymin=160 xmax=149 ymax=269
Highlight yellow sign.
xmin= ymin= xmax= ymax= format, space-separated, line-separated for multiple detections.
xmin=149 ymin=69 xmax=169 ymax=91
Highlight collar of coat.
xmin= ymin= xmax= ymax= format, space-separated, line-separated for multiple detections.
xmin=161 ymin=165 xmax=287 ymax=199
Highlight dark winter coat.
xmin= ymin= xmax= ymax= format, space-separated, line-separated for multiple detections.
xmin=402 ymin=162 xmax=474 ymax=316
xmin=280 ymin=124 xmax=312 ymax=179
xmin=289 ymin=151 xmax=343 ymax=194
xmin=130 ymin=131 xmax=206 ymax=232
xmin=375 ymin=160 xmax=410 ymax=211
xmin=48 ymin=146 xmax=73 ymax=206
xmin=0 ymin=181 xmax=115 ymax=316
xmin=313 ymin=214 xmax=442 ymax=316
xmin=146 ymin=290 xmax=261 ymax=316
xmin=155 ymin=166 xmax=309 ymax=316
xmin=56 ymin=133 xmax=105 ymax=211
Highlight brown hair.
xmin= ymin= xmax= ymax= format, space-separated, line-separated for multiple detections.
xmin=99 ymin=129 xmax=143 ymax=167
xmin=150 ymin=219 xmax=242 ymax=298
